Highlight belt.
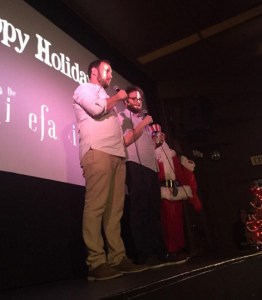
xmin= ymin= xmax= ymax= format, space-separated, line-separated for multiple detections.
xmin=160 ymin=180 xmax=177 ymax=188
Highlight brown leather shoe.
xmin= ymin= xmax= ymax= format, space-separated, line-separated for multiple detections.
xmin=113 ymin=257 xmax=148 ymax=273
xmin=88 ymin=263 xmax=123 ymax=281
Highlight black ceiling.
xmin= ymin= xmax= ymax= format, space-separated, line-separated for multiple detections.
xmin=60 ymin=0 xmax=262 ymax=83
xmin=25 ymin=0 xmax=262 ymax=97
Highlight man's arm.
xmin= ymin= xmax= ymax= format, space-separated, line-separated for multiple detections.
xmin=106 ymin=89 xmax=127 ymax=111
xmin=124 ymin=115 xmax=153 ymax=146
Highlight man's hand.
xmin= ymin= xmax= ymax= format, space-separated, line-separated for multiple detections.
xmin=153 ymin=132 xmax=165 ymax=148
xmin=143 ymin=115 xmax=153 ymax=126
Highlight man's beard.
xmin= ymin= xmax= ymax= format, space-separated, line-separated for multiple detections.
xmin=101 ymin=80 xmax=109 ymax=89
xmin=98 ymin=75 xmax=109 ymax=89
xmin=128 ymin=106 xmax=140 ymax=114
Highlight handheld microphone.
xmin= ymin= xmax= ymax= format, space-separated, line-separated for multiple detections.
xmin=141 ymin=109 xmax=148 ymax=119
xmin=113 ymin=85 xmax=120 ymax=92
xmin=114 ymin=85 xmax=129 ymax=105
xmin=140 ymin=109 xmax=153 ymax=125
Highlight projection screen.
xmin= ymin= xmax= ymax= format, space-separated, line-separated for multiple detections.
xmin=0 ymin=1 xmax=131 ymax=186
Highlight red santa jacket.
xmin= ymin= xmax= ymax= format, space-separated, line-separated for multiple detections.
xmin=158 ymin=155 xmax=202 ymax=212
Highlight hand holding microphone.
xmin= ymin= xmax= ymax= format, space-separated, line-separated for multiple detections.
xmin=113 ymin=85 xmax=128 ymax=102
xmin=140 ymin=109 xmax=153 ymax=125
xmin=143 ymin=115 xmax=153 ymax=126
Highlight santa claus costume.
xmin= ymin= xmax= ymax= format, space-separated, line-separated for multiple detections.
xmin=156 ymin=142 xmax=202 ymax=254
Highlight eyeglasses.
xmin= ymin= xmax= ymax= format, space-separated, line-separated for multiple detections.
xmin=128 ymin=97 xmax=143 ymax=102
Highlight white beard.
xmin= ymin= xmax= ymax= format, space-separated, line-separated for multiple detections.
xmin=155 ymin=142 xmax=176 ymax=180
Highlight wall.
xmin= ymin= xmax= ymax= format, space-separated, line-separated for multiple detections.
xmin=0 ymin=171 xmax=86 ymax=290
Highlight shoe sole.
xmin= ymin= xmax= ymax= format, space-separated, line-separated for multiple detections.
xmin=148 ymin=258 xmax=187 ymax=269
xmin=87 ymin=272 xmax=123 ymax=281
xmin=117 ymin=265 xmax=149 ymax=273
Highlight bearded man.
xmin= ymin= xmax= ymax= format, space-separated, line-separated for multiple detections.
xmin=73 ymin=60 xmax=147 ymax=281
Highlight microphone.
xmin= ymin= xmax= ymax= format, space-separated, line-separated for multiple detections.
xmin=114 ymin=85 xmax=129 ymax=105
xmin=140 ymin=109 xmax=148 ymax=119
xmin=113 ymin=85 xmax=120 ymax=92
xmin=141 ymin=109 xmax=154 ymax=125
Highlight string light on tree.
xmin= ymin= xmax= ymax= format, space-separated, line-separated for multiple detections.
xmin=245 ymin=181 xmax=262 ymax=248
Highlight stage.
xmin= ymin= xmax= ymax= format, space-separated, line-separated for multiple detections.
xmin=1 ymin=250 xmax=262 ymax=300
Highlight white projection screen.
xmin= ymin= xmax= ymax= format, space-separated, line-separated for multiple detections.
xmin=0 ymin=1 xmax=131 ymax=186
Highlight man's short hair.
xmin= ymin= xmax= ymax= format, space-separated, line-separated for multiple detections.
xmin=87 ymin=59 xmax=111 ymax=78
xmin=125 ymin=85 xmax=144 ymax=98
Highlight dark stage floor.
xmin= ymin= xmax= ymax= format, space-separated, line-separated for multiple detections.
xmin=1 ymin=250 xmax=262 ymax=300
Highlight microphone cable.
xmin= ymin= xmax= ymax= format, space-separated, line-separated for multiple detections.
xmin=128 ymin=110 xmax=143 ymax=166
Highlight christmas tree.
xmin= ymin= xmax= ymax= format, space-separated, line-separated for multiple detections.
xmin=245 ymin=180 xmax=262 ymax=249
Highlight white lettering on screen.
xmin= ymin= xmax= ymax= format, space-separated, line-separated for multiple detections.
xmin=0 ymin=18 xmax=88 ymax=84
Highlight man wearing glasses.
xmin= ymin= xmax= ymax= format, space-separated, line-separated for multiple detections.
xmin=119 ymin=85 xmax=179 ymax=268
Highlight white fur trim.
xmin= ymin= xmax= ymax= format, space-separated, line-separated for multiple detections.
xmin=155 ymin=142 xmax=176 ymax=180
xmin=181 ymin=156 xmax=195 ymax=172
